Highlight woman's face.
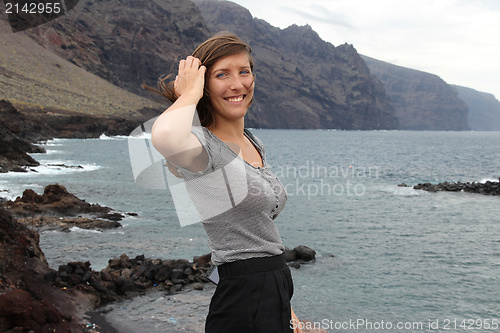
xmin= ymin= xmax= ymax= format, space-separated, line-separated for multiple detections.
xmin=207 ymin=52 xmax=254 ymax=123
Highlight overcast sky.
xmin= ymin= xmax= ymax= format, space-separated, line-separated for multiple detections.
xmin=229 ymin=0 xmax=500 ymax=99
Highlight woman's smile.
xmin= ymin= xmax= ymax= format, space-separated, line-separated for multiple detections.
xmin=225 ymin=94 xmax=246 ymax=103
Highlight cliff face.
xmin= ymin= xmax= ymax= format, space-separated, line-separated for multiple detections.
xmin=0 ymin=100 xmax=43 ymax=172
xmin=451 ymin=85 xmax=500 ymax=131
xmin=0 ymin=16 xmax=161 ymax=119
xmin=193 ymin=0 xmax=399 ymax=129
xmin=5 ymin=0 xmax=478 ymax=131
xmin=25 ymin=0 xmax=211 ymax=97
xmin=363 ymin=56 xmax=470 ymax=130
xmin=24 ymin=0 xmax=398 ymax=129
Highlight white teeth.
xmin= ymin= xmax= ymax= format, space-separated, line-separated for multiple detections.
xmin=227 ymin=95 xmax=244 ymax=102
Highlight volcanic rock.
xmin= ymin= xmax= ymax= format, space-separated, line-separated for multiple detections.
xmin=1 ymin=184 xmax=125 ymax=231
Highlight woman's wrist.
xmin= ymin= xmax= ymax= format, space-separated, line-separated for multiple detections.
xmin=176 ymin=91 xmax=202 ymax=107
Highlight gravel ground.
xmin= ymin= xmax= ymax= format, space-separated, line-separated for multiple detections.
xmin=87 ymin=286 xmax=215 ymax=333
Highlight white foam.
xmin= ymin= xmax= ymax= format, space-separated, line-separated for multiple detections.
xmin=0 ymin=183 xmax=43 ymax=201
xmin=30 ymin=149 xmax=62 ymax=156
xmin=42 ymin=226 xmax=125 ymax=235
xmin=39 ymin=142 xmax=62 ymax=147
xmin=381 ymin=185 xmax=423 ymax=196
xmin=479 ymin=178 xmax=499 ymax=183
xmin=68 ymin=227 xmax=102 ymax=234
xmin=128 ymin=132 xmax=152 ymax=140
xmin=0 ymin=162 xmax=102 ymax=177
xmin=41 ymin=138 xmax=72 ymax=145
xmin=94 ymin=134 xmax=128 ymax=140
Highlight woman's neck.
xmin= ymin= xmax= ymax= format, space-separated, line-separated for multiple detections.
xmin=208 ymin=117 xmax=245 ymax=142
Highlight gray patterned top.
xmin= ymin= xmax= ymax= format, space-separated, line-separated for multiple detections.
xmin=174 ymin=126 xmax=287 ymax=266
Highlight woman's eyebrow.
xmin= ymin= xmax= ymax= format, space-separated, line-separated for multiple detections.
xmin=213 ymin=66 xmax=251 ymax=72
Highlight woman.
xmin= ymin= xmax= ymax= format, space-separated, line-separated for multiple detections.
xmin=150 ymin=32 xmax=295 ymax=333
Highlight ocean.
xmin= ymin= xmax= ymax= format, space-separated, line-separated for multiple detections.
xmin=1 ymin=130 xmax=499 ymax=332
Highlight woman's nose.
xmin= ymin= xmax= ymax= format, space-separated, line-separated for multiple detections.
xmin=229 ymin=76 xmax=244 ymax=90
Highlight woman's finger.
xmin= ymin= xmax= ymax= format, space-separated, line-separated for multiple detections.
xmin=199 ymin=65 xmax=206 ymax=75
xmin=179 ymin=59 xmax=186 ymax=72
xmin=186 ymin=56 xmax=195 ymax=68
xmin=192 ymin=57 xmax=201 ymax=68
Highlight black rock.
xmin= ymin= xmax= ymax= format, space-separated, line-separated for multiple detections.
xmin=293 ymin=245 xmax=316 ymax=262
xmin=170 ymin=284 xmax=183 ymax=293
xmin=154 ymin=266 xmax=172 ymax=282
xmin=284 ymin=247 xmax=297 ymax=262
xmin=43 ymin=270 xmax=58 ymax=282
xmin=170 ymin=268 xmax=185 ymax=281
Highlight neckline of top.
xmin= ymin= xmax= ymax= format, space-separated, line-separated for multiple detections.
xmin=202 ymin=127 xmax=266 ymax=170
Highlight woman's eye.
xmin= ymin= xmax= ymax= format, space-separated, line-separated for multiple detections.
xmin=241 ymin=70 xmax=250 ymax=75
xmin=216 ymin=73 xmax=227 ymax=78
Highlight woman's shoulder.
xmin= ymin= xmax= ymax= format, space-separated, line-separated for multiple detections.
xmin=244 ymin=128 xmax=265 ymax=149
xmin=192 ymin=126 xmax=220 ymax=146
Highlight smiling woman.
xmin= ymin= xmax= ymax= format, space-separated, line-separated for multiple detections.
xmin=144 ymin=32 xmax=298 ymax=333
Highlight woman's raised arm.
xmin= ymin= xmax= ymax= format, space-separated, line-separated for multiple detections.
xmin=151 ymin=56 xmax=208 ymax=171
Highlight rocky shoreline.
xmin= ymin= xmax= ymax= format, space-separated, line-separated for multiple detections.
xmin=0 ymin=184 xmax=131 ymax=232
xmin=0 ymin=99 xmax=150 ymax=173
xmin=399 ymin=179 xmax=500 ymax=196
xmin=0 ymin=184 xmax=321 ymax=332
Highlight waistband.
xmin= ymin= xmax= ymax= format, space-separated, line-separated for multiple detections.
xmin=218 ymin=253 xmax=286 ymax=278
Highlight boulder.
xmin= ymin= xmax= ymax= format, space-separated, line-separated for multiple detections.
xmin=284 ymin=246 xmax=297 ymax=262
xmin=293 ymin=245 xmax=317 ymax=262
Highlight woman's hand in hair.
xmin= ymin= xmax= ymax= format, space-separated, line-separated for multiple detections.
xmin=174 ymin=56 xmax=206 ymax=102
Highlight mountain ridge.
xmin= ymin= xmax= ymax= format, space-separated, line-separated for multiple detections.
xmin=1 ymin=0 xmax=494 ymax=132
xmin=193 ymin=0 xmax=399 ymax=129
xmin=19 ymin=0 xmax=399 ymax=129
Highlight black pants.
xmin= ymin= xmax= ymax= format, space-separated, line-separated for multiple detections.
xmin=205 ymin=254 xmax=294 ymax=333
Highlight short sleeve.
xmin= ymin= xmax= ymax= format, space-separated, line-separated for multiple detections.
xmin=171 ymin=126 xmax=223 ymax=178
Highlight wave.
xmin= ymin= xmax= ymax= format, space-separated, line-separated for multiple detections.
xmin=68 ymin=227 xmax=103 ymax=234
xmin=42 ymin=227 xmax=102 ymax=234
xmin=127 ymin=132 xmax=152 ymax=140
xmin=479 ymin=178 xmax=499 ymax=183
xmin=41 ymin=227 xmax=126 ymax=235
xmin=380 ymin=185 xmax=423 ymax=196
xmin=98 ymin=133 xmax=129 ymax=140
xmin=38 ymin=138 xmax=73 ymax=145
xmin=0 ymin=182 xmax=45 ymax=200
xmin=30 ymin=149 xmax=62 ymax=156
xmin=0 ymin=162 xmax=102 ymax=177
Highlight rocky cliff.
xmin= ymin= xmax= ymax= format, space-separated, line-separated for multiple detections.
xmin=3 ymin=0 xmax=483 ymax=133
xmin=0 ymin=100 xmax=45 ymax=172
xmin=362 ymin=56 xmax=470 ymax=130
xmin=191 ymin=0 xmax=399 ymax=129
xmin=24 ymin=0 xmax=211 ymax=97
xmin=23 ymin=0 xmax=398 ymax=129
xmin=0 ymin=208 xmax=90 ymax=332
xmin=0 ymin=16 xmax=162 ymax=119
xmin=0 ymin=11 xmax=169 ymax=172
xmin=0 ymin=98 xmax=145 ymax=172
xmin=451 ymin=85 xmax=500 ymax=131
xmin=0 ymin=13 xmax=166 ymax=172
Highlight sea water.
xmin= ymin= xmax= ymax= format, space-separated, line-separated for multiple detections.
xmin=1 ymin=130 xmax=499 ymax=332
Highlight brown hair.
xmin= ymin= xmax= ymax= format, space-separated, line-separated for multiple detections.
xmin=144 ymin=32 xmax=254 ymax=127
